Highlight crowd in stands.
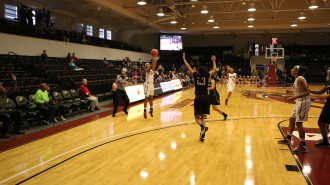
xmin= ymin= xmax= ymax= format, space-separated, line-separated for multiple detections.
xmin=284 ymin=45 xmax=330 ymax=83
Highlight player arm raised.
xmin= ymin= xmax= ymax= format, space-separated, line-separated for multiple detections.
xmin=146 ymin=56 xmax=160 ymax=73
xmin=183 ymin=52 xmax=194 ymax=75
xmin=209 ymin=59 xmax=216 ymax=76
xmin=288 ymin=78 xmax=310 ymax=101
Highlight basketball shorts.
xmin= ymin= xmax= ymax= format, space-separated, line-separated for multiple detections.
xmin=291 ymin=100 xmax=311 ymax=123
xmin=227 ymin=82 xmax=235 ymax=92
xmin=318 ymin=100 xmax=330 ymax=124
xmin=194 ymin=94 xmax=210 ymax=116
xmin=144 ymin=83 xmax=154 ymax=97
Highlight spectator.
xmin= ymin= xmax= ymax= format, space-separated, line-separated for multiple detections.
xmin=103 ymin=58 xmax=109 ymax=65
xmin=69 ymin=59 xmax=83 ymax=70
xmin=80 ymin=79 xmax=100 ymax=111
xmin=0 ymin=74 xmax=25 ymax=138
xmin=130 ymin=75 xmax=138 ymax=85
xmin=252 ymin=69 xmax=256 ymax=76
xmin=72 ymin=53 xmax=79 ymax=61
xmin=45 ymin=85 xmax=66 ymax=122
xmin=155 ymin=74 xmax=163 ymax=82
xmin=41 ymin=50 xmax=48 ymax=60
xmin=66 ymin=53 xmax=71 ymax=61
xmin=122 ymin=65 xmax=128 ymax=73
xmin=34 ymin=83 xmax=58 ymax=125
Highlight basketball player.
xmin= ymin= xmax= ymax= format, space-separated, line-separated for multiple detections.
xmin=225 ymin=68 xmax=237 ymax=105
xmin=278 ymin=66 xmax=311 ymax=153
xmin=143 ymin=56 xmax=160 ymax=119
xmin=309 ymin=66 xmax=330 ymax=147
xmin=183 ymin=52 xmax=216 ymax=141
xmin=208 ymin=75 xmax=228 ymax=120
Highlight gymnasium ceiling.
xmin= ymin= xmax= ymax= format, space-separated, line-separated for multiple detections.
xmin=21 ymin=0 xmax=330 ymax=34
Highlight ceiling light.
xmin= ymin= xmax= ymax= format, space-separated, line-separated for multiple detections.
xmin=309 ymin=0 xmax=318 ymax=9
xmin=213 ymin=23 xmax=219 ymax=29
xmin=201 ymin=5 xmax=208 ymax=14
xmin=247 ymin=14 xmax=254 ymax=21
xmin=298 ymin=12 xmax=306 ymax=20
xmin=242 ymin=1 xmax=246 ymax=6
xmin=181 ymin=24 xmax=186 ymax=30
xmin=157 ymin=8 xmax=165 ymax=16
xmin=248 ymin=2 xmax=256 ymax=11
xmin=208 ymin=15 xmax=215 ymax=22
xmin=137 ymin=0 xmax=146 ymax=5
xmin=190 ymin=0 xmax=198 ymax=1
xmin=291 ymin=20 xmax=297 ymax=27
xmin=171 ymin=19 xmax=177 ymax=24
xmin=248 ymin=24 xmax=254 ymax=28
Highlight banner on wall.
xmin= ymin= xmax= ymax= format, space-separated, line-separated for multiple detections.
xmin=125 ymin=84 xmax=145 ymax=103
xmin=125 ymin=79 xmax=183 ymax=103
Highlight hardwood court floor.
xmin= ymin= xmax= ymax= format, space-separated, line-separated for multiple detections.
xmin=0 ymin=84 xmax=325 ymax=185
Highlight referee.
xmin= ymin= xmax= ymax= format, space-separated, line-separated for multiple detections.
xmin=112 ymin=70 xmax=130 ymax=117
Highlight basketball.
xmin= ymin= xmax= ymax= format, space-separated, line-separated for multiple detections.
xmin=151 ymin=49 xmax=158 ymax=57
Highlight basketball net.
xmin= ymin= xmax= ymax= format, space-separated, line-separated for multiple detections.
xmin=272 ymin=56 xmax=277 ymax=63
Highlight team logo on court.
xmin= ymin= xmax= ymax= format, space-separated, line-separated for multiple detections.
xmin=241 ymin=90 xmax=324 ymax=109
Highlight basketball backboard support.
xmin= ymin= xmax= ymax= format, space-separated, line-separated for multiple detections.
xmin=265 ymin=47 xmax=284 ymax=59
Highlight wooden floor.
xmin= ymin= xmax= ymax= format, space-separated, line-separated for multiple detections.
xmin=0 ymin=84 xmax=325 ymax=185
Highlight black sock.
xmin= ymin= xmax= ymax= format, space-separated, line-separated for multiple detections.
xmin=150 ymin=108 xmax=153 ymax=112
xmin=222 ymin=112 xmax=226 ymax=116
xmin=144 ymin=109 xmax=146 ymax=112
xmin=286 ymin=135 xmax=292 ymax=140
xmin=323 ymin=137 xmax=329 ymax=143
xmin=200 ymin=124 xmax=205 ymax=129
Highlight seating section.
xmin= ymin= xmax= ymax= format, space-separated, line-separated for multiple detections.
xmin=0 ymin=54 xmax=121 ymax=102
xmin=285 ymin=45 xmax=330 ymax=83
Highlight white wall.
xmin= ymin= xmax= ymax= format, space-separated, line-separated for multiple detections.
xmin=0 ymin=33 xmax=153 ymax=62
xmin=183 ymin=32 xmax=330 ymax=55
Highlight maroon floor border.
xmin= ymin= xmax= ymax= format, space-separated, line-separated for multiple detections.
xmin=0 ymin=87 xmax=192 ymax=153
xmin=280 ymin=125 xmax=330 ymax=185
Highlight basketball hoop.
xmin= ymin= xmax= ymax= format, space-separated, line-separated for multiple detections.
xmin=272 ymin=56 xmax=277 ymax=62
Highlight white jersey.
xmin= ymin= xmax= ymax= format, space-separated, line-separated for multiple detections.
xmin=293 ymin=76 xmax=310 ymax=102
xmin=145 ymin=70 xmax=154 ymax=84
xmin=228 ymin=73 xmax=237 ymax=84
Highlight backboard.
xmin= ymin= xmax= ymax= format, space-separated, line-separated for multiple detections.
xmin=265 ymin=47 xmax=284 ymax=59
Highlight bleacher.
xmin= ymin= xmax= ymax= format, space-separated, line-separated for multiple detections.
xmin=284 ymin=45 xmax=330 ymax=83
xmin=0 ymin=54 xmax=121 ymax=102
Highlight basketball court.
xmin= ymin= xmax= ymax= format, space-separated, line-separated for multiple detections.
xmin=0 ymin=84 xmax=327 ymax=185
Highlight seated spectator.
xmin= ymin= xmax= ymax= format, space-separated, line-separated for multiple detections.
xmin=103 ymin=58 xmax=109 ymax=65
xmin=122 ymin=65 xmax=128 ymax=73
xmin=41 ymin=50 xmax=48 ymax=60
xmin=130 ymin=75 xmax=138 ymax=85
xmin=155 ymin=75 xmax=164 ymax=82
xmin=45 ymin=85 xmax=66 ymax=122
xmin=34 ymin=83 xmax=58 ymax=125
xmin=0 ymin=74 xmax=25 ymax=138
xmin=80 ymin=79 xmax=100 ymax=111
xmin=69 ymin=59 xmax=84 ymax=70
xmin=72 ymin=52 xmax=79 ymax=61
xmin=66 ymin=52 xmax=72 ymax=61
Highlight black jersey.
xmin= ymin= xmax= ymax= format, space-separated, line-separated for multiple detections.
xmin=208 ymin=80 xmax=217 ymax=96
xmin=193 ymin=72 xmax=209 ymax=95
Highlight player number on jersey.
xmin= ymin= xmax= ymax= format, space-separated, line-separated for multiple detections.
xmin=197 ymin=77 xmax=206 ymax=86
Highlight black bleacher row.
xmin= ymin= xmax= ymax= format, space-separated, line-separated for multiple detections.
xmin=4 ymin=88 xmax=93 ymax=129
xmin=0 ymin=54 xmax=121 ymax=101
xmin=285 ymin=58 xmax=328 ymax=83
